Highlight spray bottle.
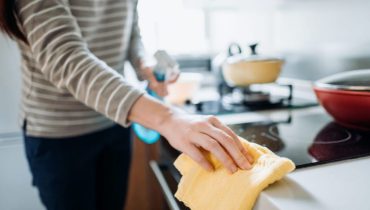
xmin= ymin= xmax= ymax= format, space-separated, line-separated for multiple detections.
xmin=132 ymin=50 xmax=179 ymax=144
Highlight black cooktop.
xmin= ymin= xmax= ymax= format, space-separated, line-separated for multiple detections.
xmin=228 ymin=113 xmax=370 ymax=168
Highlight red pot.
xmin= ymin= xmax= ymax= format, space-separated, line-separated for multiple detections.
xmin=313 ymin=69 xmax=370 ymax=131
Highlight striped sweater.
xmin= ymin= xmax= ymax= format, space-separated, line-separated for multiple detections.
xmin=15 ymin=0 xmax=147 ymax=138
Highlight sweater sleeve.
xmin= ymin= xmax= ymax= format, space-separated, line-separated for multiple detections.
xmin=16 ymin=0 xmax=145 ymax=127
xmin=127 ymin=1 xmax=151 ymax=81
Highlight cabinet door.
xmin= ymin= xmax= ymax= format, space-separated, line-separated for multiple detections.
xmin=0 ymin=134 xmax=44 ymax=210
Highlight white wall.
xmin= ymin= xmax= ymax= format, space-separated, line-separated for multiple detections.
xmin=0 ymin=35 xmax=22 ymax=133
xmin=274 ymin=0 xmax=370 ymax=79
xmin=0 ymin=35 xmax=43 ymax=210
xmin=138 ymin=0 xmax=208 ymax=54
xmin=201 ymin=0 xmax=370 ymax=51
xmin=275 ymin=0 xmax=370 ymax=51
xmin=188 ymin=0 xmax=370 ymax=79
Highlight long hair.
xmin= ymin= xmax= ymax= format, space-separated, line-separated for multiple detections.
xmin=0 ymin=0 xmax=27 ymax=43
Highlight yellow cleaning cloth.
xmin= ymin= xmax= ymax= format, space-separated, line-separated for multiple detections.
xmin=174 ymin=137 xmax=295 ymax=210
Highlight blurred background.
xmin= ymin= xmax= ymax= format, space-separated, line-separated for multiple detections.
xmin=1 ymin=0 xmax=370 ymax=209
xmin=138 ymin=0 xmax=370 ymax=80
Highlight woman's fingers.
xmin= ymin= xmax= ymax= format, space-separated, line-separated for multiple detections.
xmin=143 ymin=67 xmax=179 ymax=97
xmin=161 ymin=113 xmax=254 ymax=174
xmin=142 ymin=67 xmax=169 ymax=97
xmin=148 ymin=79 xmax=168 ymax=97
xmin=200 ymin=124 xmax=252 ymax=170
xmin=194 ymin=133 xmax=238 ymax=173
xmin=208 ymin=116 xmax=254 ymax=164
xmin=184 ymin=144 xmax=214 ymax=172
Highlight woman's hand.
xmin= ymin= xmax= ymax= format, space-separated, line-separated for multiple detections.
xmin=159 ymin=113 xmax=254 ymax=173
xmin=129 ymin=92 xmax=253 ymax=174
xmin=141 ymin=66 xmax=179 ymax=97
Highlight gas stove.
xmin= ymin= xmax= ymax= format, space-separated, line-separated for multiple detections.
xmin=220 ymin=83 xmax=293 ymax=106
xmin=185 ymin=83 xmax=318 ymax=115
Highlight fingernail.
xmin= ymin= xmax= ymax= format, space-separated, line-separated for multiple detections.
xmin=242 ymin=161 xmax=252 ymax=170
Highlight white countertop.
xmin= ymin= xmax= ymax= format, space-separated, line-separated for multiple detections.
xmin=254 ymin=156 xmax=370 ymax=210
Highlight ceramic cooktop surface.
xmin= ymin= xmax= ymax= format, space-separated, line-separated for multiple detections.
xmin=228 ymin=113 xmax=370 ymax=168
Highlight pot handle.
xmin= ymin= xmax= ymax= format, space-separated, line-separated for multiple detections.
xmin=228 ymin=43 xmax=243 ymax=56
xmin=249 ymin=43 xmax=258 ymax=55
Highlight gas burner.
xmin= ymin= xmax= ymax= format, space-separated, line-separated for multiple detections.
xmin=186 ymin=83 xmax=317 ymax=115
xmin=221 ymin=83 xmax=293 ymax=109
xmin=222 ymin=88 xmax=271 ymax=105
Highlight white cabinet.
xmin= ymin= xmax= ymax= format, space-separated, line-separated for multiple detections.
xmin=0 ymin=135 xmax=44 ymax=210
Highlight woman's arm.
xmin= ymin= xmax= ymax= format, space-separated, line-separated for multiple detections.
xmin=129 ymin=95 xmax=253 ymax=173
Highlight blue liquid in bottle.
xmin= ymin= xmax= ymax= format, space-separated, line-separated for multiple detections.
xmin=132 ymin=71 xmax=165 ymax=144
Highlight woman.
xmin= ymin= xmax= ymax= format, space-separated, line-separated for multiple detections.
xmin=0 ymin=0 xmax=253 ymax=210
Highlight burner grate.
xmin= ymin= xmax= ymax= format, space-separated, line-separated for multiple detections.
xmin=221 ymin=83 xmax=293 ymax=107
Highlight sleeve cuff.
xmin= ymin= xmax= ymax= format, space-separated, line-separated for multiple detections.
xmin=117 ymin=89 xmax=146 ymax=127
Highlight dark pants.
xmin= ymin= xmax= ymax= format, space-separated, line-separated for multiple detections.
xmin=23 ymin=124 xmax=132 ymax=210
